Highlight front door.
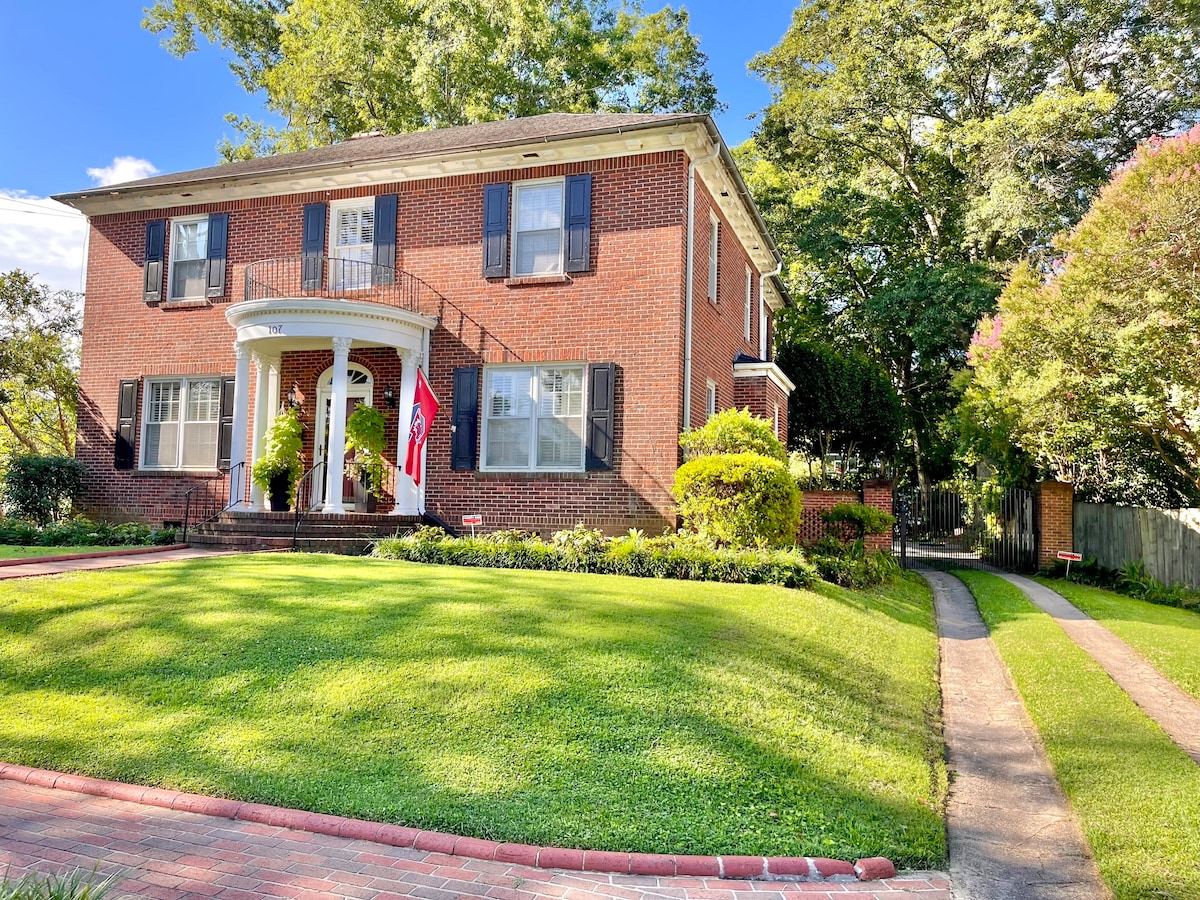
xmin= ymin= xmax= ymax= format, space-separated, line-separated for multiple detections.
xmin=313 ymin=366 xmax=373 ymax=509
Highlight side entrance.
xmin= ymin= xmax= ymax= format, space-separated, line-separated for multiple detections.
xmin=892 ymin=485 xmax=1039 ymax=572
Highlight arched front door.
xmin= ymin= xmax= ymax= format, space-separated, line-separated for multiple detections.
xmin=313 ymin=363 xmax=373 ymax=509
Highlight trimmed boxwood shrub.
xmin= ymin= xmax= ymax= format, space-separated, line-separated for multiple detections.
xmin=0 ymin=516 xmax=177 ymax=547
xmin=679 ymin=407 xmax=786 ymax=461
xmin=672 ymin=452 xmax=801 ymax=548
xmin=2 ymin=455 xmax=85 ymax=524
xmin=821 ymin=501 xmax=895 ymax=540
xmin=371 ymin=524 xmax=817 ymax=588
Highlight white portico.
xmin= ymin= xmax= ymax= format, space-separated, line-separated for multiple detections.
xmin=225 ymin=295 xmax=438 ymax=515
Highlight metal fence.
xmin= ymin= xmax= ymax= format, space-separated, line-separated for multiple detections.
xmin=893 ymin=486 xmax=1038 ymax=572
xmin=242 ymin=256 xmax=444 ymax=315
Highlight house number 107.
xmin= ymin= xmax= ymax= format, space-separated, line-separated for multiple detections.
xmin=268 ymin=325 xmax=284 ymax=335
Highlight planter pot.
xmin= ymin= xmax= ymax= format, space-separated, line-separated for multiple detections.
xmin=268 ymin=473 xmax=292 ymax=512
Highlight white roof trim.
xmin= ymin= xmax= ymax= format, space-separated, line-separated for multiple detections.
xmin=733 ymin=360 xmax=795 ymax=395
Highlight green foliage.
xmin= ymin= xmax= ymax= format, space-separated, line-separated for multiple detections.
xmin=672 ymin=453 xmax=801 ymax=548
xmin=806 ymin=536 xmax=902 ymax=589
xmin=0 ymin=866 xmax=117 ymax=900
xmin=821 ymin=502 xmax=895 ymax=539
xmin=143 ymin=0 xmax=722 ymax=159
xmin=0 ymin=270 xmax=80 ymax=466
xmin=1045 ymin=557 xmax=1200 ymax=612
xmin=2 ymin=455 xmax=85 ymax=524
xmin=775 ymin=341 xmax=903 ymax=482
xmin=344 ymin=403 xmax=387 ymax=499
xmin=679 ymin=407 xmax=785 ymax=461
xmin=251 ymin=406 xmax=304 ymax=504
xmin=965 ymin=126 xmax=1200 ymax=504
xmin=0 ymin=516 xmax=177 ymax=548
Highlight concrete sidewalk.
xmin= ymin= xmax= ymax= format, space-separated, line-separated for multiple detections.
xmin=0 ymin=546 xmax=236 ymax=580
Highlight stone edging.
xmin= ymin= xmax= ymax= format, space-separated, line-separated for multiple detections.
xmin=0 ymin=763 xmax=895 ymax=882
xmin=0 ymin=544 xmax=189 ymax=568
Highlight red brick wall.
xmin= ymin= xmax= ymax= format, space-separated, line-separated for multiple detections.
xmin=798 ymin=481 xmax=894 ymax=551
xmin=1037 ymin=480 xmax=1075 ymax=569
xmin=76 ymin=151 xmax=758 ymax=533
xmin=732 ymin=374 xmax=789 ymax=448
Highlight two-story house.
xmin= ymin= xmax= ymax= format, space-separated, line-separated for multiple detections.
xmin=53 ymin=113 xmax=793 ymax=541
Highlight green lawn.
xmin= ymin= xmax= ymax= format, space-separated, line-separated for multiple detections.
xmin=1036 ymin=577 xmax=1200 ymax=702
xmin=0 ymin=546 xmax=118 ymax=560
xmin=0 ymin=555 xmax=946 ymax=866
xmin=957 ymin=570 xmax=1200 ymax=900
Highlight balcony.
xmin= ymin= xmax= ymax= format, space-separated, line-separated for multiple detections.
xmin=242 ymin=255 xmax=444 ymax=315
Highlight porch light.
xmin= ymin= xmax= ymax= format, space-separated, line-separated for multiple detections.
xmin=383 ymin=385 xmax=397 ymax=408
xmin=285 ymin=385 xmax=298 ymax=409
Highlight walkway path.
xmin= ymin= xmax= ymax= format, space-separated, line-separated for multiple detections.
xmin=0 ymin=546 xmax=236 ymax=580
xmin=0 ymin=778 xmax=951 ymax=900
xmin=998 ymin=573 xmax=1200 ymax=765
xmin=923 ymin=570 xmax=1108 ymax=900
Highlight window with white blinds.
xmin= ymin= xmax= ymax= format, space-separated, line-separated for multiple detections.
xmin=513 ymin=181 xmax=564 ymax=276
xmin=330 ymin=201 xmax=375 ymax=289
xmin=169 ymin=216 xmax=209 ymax=300
xmin=142 ymin=377 xmax=221 ymax=469
xmin=483 ymin=364 xmax=584 ymax=471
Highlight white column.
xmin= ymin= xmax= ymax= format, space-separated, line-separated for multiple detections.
xmin=229 ymin=342 xmax=251 ymax=507
xmin=392 ymin=348 xmax=421 ymax=516
xmin=322 ymin=336 xmax=353 ymax=513
xmin=248 ymin=352 xmax=276 ymax=511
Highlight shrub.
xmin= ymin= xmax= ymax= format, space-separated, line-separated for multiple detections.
xmin=821 ymin=502 xmax=895 ymax=540
xmin=1047 ymin=557 xmax=1199 ymax=611
xmin=807 ymin=535 xmax=902 ymax=588
xmin=672 ymin=452 xmax=801 ymax=548
xmin=2 ymin=455 xmax=85 ymax=524
xmin=371 ymin=525 xmax=817 ymax=588
xmin=679 ymin=408 xmax=786 ymax=461
xmin=0 ymin=515 xmax=176 ymax=548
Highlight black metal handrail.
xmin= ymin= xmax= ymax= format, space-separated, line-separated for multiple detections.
xmin=182 ymin=462 xmax=247 ymax=541
xmin=242 ymin=255 xmax=445 ymax=315
xmin=292 ymin=461 xmax=327 ymax=551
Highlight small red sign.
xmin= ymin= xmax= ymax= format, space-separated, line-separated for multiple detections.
xmin=1057 ymin=551 xmax=1083 ymax=562
xmin=461 ymin=514 xmax=483 ymax=526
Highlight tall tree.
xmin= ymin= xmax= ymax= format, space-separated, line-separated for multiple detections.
xmin=0 ymin=271 xmax=81 ymax=462
xmin=745 ymin=0 xmax=1200 ymax=486
xmin=144 ymin=0 xmax=722 ymax=159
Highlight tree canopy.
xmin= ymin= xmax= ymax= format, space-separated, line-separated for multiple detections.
xmin=744 ymin=0 xmax=1200 ymax=487
xmin=0 ymin=270 xmax=81 ymax=463
xmin=964 ymin=126 xmax=1200 ymax=506
xmin=144 ymin=0 xmax=723 ymax=159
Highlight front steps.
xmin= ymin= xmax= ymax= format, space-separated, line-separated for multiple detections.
xmin=186 ymin=510 xmax=422 ymax=555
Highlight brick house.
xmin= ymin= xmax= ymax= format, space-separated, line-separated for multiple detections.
xmin=53 ymin=113 xmax=793 ymax=538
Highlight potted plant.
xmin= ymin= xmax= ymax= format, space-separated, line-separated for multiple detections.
xmin=251 ymin=406 xmax=304 ymax=511
xmin=345 ymin=403 xmax=387 ymax=508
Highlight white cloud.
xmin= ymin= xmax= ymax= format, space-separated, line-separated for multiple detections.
xmin=86 ymin=156 xmax=159 ymax=187
xmin=0 ymin=191 xmax=88 ymax=294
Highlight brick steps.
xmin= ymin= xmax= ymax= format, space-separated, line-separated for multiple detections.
xmin=188 ymin=512 xmax=421 ymax=555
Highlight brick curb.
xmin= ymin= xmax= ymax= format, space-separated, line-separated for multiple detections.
xmin=0 ymin=763 xmax=895 ymax=882
xmin=0 ymin=544 xmax=189 ymax=568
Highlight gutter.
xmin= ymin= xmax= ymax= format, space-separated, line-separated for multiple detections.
xmin=682 ymin=143 xmax=721 ymax=432
xmin=758 ymin=260 xmax=782 ymax=360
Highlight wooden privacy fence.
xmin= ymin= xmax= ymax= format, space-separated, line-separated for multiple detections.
xmin=1074 ymin=503 xmax=1200 ymax=588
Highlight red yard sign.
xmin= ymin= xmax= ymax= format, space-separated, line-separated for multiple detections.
xmin=462 ymin=515 xmax=482 ymax=526
xmin=1057 ymin=551 xmax=1083 ymax=562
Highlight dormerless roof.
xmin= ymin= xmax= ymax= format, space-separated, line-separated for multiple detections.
xmin=54 ymin=113 xmax=703 ymax=199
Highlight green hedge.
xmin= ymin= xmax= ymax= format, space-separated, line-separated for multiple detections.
xmin=0 ymin=516 xmax=177 ymax=548
xmin=372 ymin=525 xmax=817 ymax=588
xmin=1047 ymin=557 xmax=1200 ymax=611
xmin=2 ymin=455 xmax=85 ymax=525
xmin=672 ymin=452 xmax=801 ymax=548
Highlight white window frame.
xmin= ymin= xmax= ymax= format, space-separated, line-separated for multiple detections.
xmin=167 ymin=214 xmax=210 ymax=301
xmin=328 ymin=197 xmax=376 ymax=290
xmin=139 ymin=376 xmax=222 ymax=471
xmin=774 ymin=403 xmax=780 ymax=439
xmin=744 ymin=266 xmax=753 ymax=342
xmin=706 ymin=378 xmax=718 ymax=418
xmin=510 ymin=178 xmax=566 ymax=277
xmin=481 ymin=362 xmax=586 ymax=473
xmin=707 ymin=213 xmax=719 ymax=302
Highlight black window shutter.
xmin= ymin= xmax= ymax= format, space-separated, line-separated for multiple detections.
xmin=482 ymin=183 xmax=510 ymax=278
xmin=114 ymin=379 xmax=139 ymax=469
xmin=143 ymin=220 xmax=165 ymax=303
xmin=451 ymin=367 xmax=480 ymax=470
xmin=585 ymin=362 xmax=616 ymax=471
xmin=206 ymin=213 xmax=229 ymax=298
xmin=302 ymin=203 xmax=327 ymax=290
xmin=564 ymin=173 xmax=592 ymax=273
xmin=373 ymin=194 xmax=398 ymax=285
xmin=217 ymin=376 xmax=237 ymax=469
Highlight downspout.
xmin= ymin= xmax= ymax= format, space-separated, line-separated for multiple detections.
xmin=683 ymin=143 xmax=721 ymax=431
xmin=758 ymin=260 xmax=782 ymax=361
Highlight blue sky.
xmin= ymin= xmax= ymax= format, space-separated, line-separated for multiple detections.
xmin=0 ymin=1 xmax=796 ymax=292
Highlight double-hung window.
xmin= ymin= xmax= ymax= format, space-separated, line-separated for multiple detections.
xmin=483 ymin=364 xmax=585 ymax=471
xmin=512 ymin=180 xmax=564 ymax=276
xmin=169 ymin=216 xmax=209 ymax=300
xmin=707 ymin=213 xmax=719 ymax=302
xmin=142 ymin=377 xmax=221 ymax=469
xmin=744 ymin=266 xmax=754 ymax=342
xmin=330 ymin=200 xmax=375 ymax=289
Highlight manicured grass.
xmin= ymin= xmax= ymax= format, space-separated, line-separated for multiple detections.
xmin=957 ymin=570 xmax=1200 ymax=900
xmin=0 ymin=555 xmax=946 ymax=866
xmin=1036 ymin=577 xmax=1200 ymax=702
xmin=0 ymin=546 xmax=118 ymax=560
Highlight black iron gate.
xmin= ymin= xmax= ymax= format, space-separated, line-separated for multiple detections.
xmin=893 ymin=486 xmax=1039 ymax=572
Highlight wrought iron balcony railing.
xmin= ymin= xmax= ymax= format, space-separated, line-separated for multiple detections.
xmin=242 ymin=255 xmax=443 ymax=314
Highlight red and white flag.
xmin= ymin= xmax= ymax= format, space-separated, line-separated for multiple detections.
xmin=404 ymin=368 xmax=439 ymax=485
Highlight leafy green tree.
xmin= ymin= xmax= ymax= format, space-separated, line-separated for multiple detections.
xmin=144 ymin=0 xmax=722 ymax=159
xmin=965 ymin=126 xmax=1200 ymax=505
xmin=0 ymin=271 xmax=80 ymax=465
xmin=743 ymin=0 xmax=1200 ymax=486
